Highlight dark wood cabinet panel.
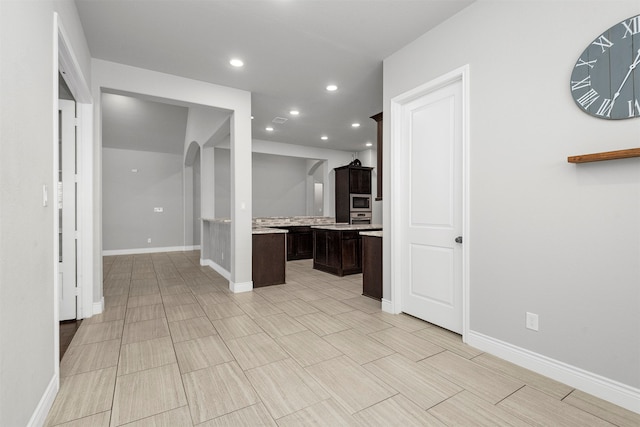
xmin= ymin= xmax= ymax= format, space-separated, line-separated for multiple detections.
xmin=252 ymin=233 xmax=286 ymax=288
xmin=281 ymin=226 xmax=313 ymax=260
xmin=334 ymin=165 xmax=373 ymax=223
xmin=313 ymin=228 xmax=380 ymax=276
xmin=370 ymin=112 xmax=382 ymax=200
xmin=341 ymin=238 xmax=360 ymax=273
xmin=314 ymin=229 xmax=328 ymax=265
xmin=334 ymin=167 xmax=351 ymax=223
xmin=362 ymin=235 xmax=382 ymax=300
xmin=349 ymin=168 xmax=371 ymax=195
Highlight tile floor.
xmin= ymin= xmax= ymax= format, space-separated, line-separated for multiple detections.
xmin=45 ymin=251 xmax=639 ymax=426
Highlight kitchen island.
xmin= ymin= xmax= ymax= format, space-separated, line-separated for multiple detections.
xmin=360 ymin=230 xmax=382 ymax=300
xmin=252 ymin=227 xmax=288 ymax=287
xmin=254 ymin=216 xmax=335 ymax=261
xmin=311 ymin=224 xmax=382 ymax=277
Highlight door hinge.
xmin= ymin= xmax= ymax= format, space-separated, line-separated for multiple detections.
xmin=57 ymin=182 xmax=63 ymax=208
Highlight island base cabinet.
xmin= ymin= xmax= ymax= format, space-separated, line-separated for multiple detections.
xmin=313 ymin=229 xmax=362 ymax=276
xmin=285 ymin=226 xmax=313 ymax=260
xmin=362 ymin=235 xmax=382 ymax=300
xmin=252 ymin=233 xmax=286 ymax=287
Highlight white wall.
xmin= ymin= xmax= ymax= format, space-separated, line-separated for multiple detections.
xmin=0 ymin=1 xmax=91 ymax=425
xmin=102 ymin=148 xmax=184 ymax=252
xmin=213 ymin=140 xmax=356 ymax=219
xmin=252 ymin=139 xmax=354 ymax=217
xmin=193 ymin=149 xmax=201 ymax=246
xmin=215 ymin=149 xmax=309 ymax=217
xmin=253 ymin=152 xmax=308 ymax=216
xmin=384 ymin=0 xmax=640 ymax=408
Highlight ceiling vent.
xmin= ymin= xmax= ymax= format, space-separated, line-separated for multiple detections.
xmin=272 ymin=117 xmax=288 ymax=124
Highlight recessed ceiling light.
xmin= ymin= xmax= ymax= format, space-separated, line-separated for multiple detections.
xmin=321 ymin=136 xmax=328 ymax=140
xmin=351 ymin=123 xmax=360 ymax=128
xmin=326 ymin=84 xmax=338 ymax=92
xmin=229 ymin=58 xmax=244 ymax=67
xmin=290 ymin=110 xmax=300 ymax=116
xmin=266 ymin=126 xmax=274 ymax=131
xmin=365 ymin=142 xmax=373 ymax=147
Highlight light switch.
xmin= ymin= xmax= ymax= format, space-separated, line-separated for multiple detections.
xmin=154 ymin=207 xmax=164 ymax=213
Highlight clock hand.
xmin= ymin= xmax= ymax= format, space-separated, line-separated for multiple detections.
xmin=611 ymin=48 xmax=640 ymax=107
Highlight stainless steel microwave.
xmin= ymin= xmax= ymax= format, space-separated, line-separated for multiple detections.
xmin=350 ymin=193 xmax=371 ymax=212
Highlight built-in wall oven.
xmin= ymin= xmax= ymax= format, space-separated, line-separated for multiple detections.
xmin=350 ymin=212 xmax=372 ymax=225
xmin=350 ymin=194 xmax=371 ymax=211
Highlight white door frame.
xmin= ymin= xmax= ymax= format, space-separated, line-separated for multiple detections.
xmin=389 ymin=65 xmax=471 ymax=339
xmin=54 ymin=12 xmax=94 ymax=369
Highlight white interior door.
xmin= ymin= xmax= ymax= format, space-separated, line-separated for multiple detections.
xmin=401 ymin=79 xmax=463 ymax=333
xmin=58 ymin=99 xmax=77 ymax=321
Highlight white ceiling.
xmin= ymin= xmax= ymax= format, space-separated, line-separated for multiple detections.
xmin=77 ymin=0 xmax=475 ymax=152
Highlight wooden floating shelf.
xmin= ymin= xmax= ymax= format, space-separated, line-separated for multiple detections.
xmin=567 ymin=148 xmax=640 ymax=164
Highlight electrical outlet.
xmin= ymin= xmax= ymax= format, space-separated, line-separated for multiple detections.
xmin=154 ymin=207 xmax=164 ymax=213
xmin=147 ymin=238 xmax=151 ymax=244
xmin=526 ymin=312 xmax=539 ymax=331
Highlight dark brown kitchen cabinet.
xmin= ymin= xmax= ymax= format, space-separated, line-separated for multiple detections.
xmin=313 ymin=228 xmax=381 ymax=276
xmin=280 ymin=226 xmax=313 ymax=260
xmin=334 ymin=165 xmax=373 ymax=223
xmin=335 ymin=165 xmax=372 ymax=195
xmin=348 ymin=168 xmax=372 ymax=194
xmin=370 ymin=112 xmax=382 ymax=200
xmin=362 ymin=234 xmax=382 ymax=300
xmin=252 ymin=233 xmax=286 ymax=287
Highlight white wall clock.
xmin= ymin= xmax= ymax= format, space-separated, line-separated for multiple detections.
xmin=570 ymin=14 xmax=640 ymax=119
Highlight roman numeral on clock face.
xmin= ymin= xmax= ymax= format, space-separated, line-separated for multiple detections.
xmin=571 ymin=75 xmax=591 ymax=91
xmin=592 ymin=35 xmax=614 ymax=53
xmin=622 ymin=16 xmax=640 ymax=38
xmin=628 ymin=99 xmax=640 ymax=117
xmin=575 ymin=58 xmax=597 ymax=69
xmin=595 ymin=98 xmax=613 ymax=117
xmin=577 ymin=88 xmax=599 ymax=109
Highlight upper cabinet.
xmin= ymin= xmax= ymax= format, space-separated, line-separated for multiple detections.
xmin=370 ymin=112 xmax=382 ymax=200
xmin=349 ymin=167 xmax=372 ymax=194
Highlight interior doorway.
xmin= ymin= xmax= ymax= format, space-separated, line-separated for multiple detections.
xmin=390 ymin=65 xmax=470 ymax=337
xmin=58 ymin=74 xmax=81 ymax=358
xmin=313 ymin=182 xmax=324 ymax=216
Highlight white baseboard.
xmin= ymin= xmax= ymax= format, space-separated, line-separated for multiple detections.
xmin=92 ymin=297 xmax=104 ymax=316
xmin=466 ymin=330 xmax=640 ymax=414
xmin=381 ymin=298 xmax=394 ymax=314
xmin=229 ymin=280 xmax=253 ymax=293
xmin=200 ymin=259 xmax=231 ymax=280
xmin=103 ymin=246 xmax=198 ymax=256
xmin=27 ymin=373 xmax=58 ymax=427
xmin=199 ymin=260 xmax=251 ymax=294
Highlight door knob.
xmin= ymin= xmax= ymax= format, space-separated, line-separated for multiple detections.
xmin=455 ymin=236 xmax=463 ymax=244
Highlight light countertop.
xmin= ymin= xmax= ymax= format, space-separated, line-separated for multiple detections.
xmin=360 ymin=230 xmax=383 ymax=238
xmin=311 ymin=224 xmax=383 ymax=231
xmin=252 ymin=228 xmax=289 ymax=235
xmin=254 ymin=216 xmax=336 ymax=227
